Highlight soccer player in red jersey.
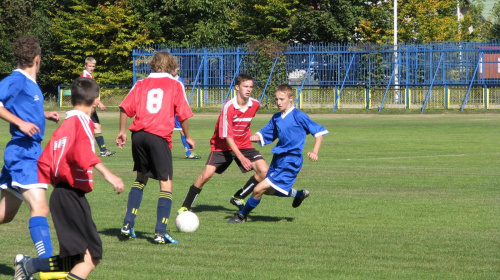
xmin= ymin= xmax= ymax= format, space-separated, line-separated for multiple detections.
xmin=177 ymin=74 xmax=268 ymax=214
xmin=117 ymin=51 xmax=195 ymax=244
xmin=14 ymin=77 xmax=124 ymax=280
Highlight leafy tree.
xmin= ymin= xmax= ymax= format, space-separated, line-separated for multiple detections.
xmin=50 ymin=0 xmax=155 ymax=86
xmin=488 ymin=2 xmax=500 ymax=40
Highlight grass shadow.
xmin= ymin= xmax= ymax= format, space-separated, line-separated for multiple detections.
xmin=0 ymin=263 xmax=14 ymax=279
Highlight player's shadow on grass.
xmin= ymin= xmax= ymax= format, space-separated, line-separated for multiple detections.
xmin=224 ymin=214 xmax=294 ymax=223
xmin=191 ymin=204 xmax=233 ymax=213
xmin=99 ymin=228 xmax=150 ymax=241
xmin=0 ymin=263 xmax=14 ymax=278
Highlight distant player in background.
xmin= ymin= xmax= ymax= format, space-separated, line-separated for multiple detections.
xmin=117 ymin=51 xmax=195 ymax=244
xmin=177 ymin=74 xmax=268 ymax=214
xmin=173 ymin=67 xmax=200 ymax=159
xmin=228 ymin=84 xmax=328 ymax=223
xmin=14 ymin=77 xmax=124 ymax=280
xmin=81 ymin=57 xmax=116 ymax=157
xmin=0 ymin=36 xmax=59 ymax=265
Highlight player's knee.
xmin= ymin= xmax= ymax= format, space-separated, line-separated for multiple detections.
xmin=31 ymin=204 xmax=50 ymax=217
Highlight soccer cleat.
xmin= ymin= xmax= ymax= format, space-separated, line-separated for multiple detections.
xmin=121 ymin=224 xmax=136 ymax=239
xmin=177 ymin=206 xmax=189 ymax=215
xmin=13 ymin=254 xmax=33 ymax=280
xmin=229 ymin=196 xmax=245 ymax=210
xmin=100 ymin=150 xmax=116 ymax=157
xmin=153 ymin=233 xmax=179 ymax=244
xmin=185 ymin=154 xmax=201 ymax=159
xmin=227 ymin=213 xmax=247 ymax=223
xmin=292 ymin=189 xmax=310 ymax=208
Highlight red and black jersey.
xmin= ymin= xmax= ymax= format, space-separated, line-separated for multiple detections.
xmin=80 ymin=70 xmax=92 ymax=79
xmin=120 ymin=73 xmax=193 ymax=149
xmin=38 ymin=110 xmax=102 ymax=193
xmin=210 ymin=97 xmax=260 ymax=151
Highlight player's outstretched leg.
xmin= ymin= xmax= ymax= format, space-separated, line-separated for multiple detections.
xmin=230 ymin=175 xmax=259 ymax=210
xmin=292 ymin=189 xmax=309 ymax=208
xmin=177 ymin=185 xmax=201 ymax=214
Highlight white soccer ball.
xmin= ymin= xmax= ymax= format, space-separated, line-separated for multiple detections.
xmin=175 ymin=211 xmax=199 ymax=232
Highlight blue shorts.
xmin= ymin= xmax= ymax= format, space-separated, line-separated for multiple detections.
xmin=265 ymin=153 xmax=303 ymax=196
xmin=0 ymin=138 xmax=47 ymax=200
xmin=174 ymin=115 xmax=181 ymax=131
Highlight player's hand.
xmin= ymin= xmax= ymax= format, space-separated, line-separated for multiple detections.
xmin=45 ymin=111 xmax=60 ymax=123
xmin=19 ymin=121 xmax=40 ymax=137
xmin=98 ymin=102 xmax=106 ymax=111
xmin=307 ymin=152 xmax=318 ymax=162
xmin=105 ymin=173 xmax=124 ymax=194
xmin=185 ymin=137 xmax=196 ymax=150
xmin=239 ymin=156 xmax=252 ymax=171
xmin=249 ymin=135 xmax=260 ymax=142
xmin=116 ymin=132 xmax=127 ymax=149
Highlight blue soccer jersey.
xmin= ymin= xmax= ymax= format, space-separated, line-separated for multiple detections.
xmin=0 ymin=69 xmax=46 ymax=142
xmin=256 ymin=107 xmax=329 ymax=155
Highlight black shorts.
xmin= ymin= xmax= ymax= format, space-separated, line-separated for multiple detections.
xmin=207 ymin=148 xmax=264 ymax=174
xmin=50 ymin=183 xmax=102 ymax=259
xmin=90 ymin=111 xmax=100 ymax=124
xmin=131 ymin=130 xmax=173 ymax=180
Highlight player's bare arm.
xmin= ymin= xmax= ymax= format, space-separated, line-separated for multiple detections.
xmin=94 ymin=163 xmax=125 ymax=194
xmin=116 ymin=109 xmax=128 ymax=148
xmin=307 ymin=135 xmax=323 ymax=162
xmin=0 ymin=106 xmax=40 ymax=136
xmin=97 ymin=100 xmax=106 ymax=110
xmin=226 ymin=137 xmax=252 ymax=171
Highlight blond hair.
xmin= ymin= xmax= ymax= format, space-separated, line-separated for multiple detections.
xmin=85 ymin=57 xmax=96 ymax=65
xmin=275 ymin=84 xmax=294 ymax=98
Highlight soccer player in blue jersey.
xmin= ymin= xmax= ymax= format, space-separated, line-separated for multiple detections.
xmin=0 ymin=36 xmax=60 ymax=260
xmin=173 ymin=67 xmax=200 ymax=159
xmin=228 ymin=84 xmax=328 ymax=223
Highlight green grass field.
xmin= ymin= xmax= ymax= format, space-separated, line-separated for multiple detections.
xmin=0 ymin=112 xmax=499 ymax=279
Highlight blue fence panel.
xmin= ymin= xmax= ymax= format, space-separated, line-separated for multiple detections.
xmin=132 ymin=42 xmax=500 ymax=110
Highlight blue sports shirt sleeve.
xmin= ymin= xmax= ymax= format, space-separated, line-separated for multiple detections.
xmin=296 ymin=111 xmax=329 ymax=138
xmin=255 ymin=112 xmax=278 ymax=146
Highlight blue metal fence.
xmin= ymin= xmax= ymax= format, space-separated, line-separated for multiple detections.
xmin=132 ymin=42 xmax=500 ymax=111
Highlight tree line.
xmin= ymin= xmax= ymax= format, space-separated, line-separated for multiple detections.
xmin=0 ymin=0 xmax=498 ymax=95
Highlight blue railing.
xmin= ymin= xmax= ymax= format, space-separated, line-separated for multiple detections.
xmin=132 ymin=42 xmax=500 ymax=111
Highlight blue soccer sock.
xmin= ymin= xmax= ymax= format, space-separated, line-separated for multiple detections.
xmin=66 ymin=272 xmax=85 ymax=280
xmin=239 ymin=196 xmax=261 ymax=217
xmin=123 ymin=181 xmax=146 ymax=227
xmin=155 ymin=191 xmax=173 ymax=234
xmin=29 ymin=216 xmax=53 ymax=257
xmin=180 ymin=135 xmax=192 ymax=156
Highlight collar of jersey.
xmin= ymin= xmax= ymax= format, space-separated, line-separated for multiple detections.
xmin=148 ymin=72 xmax=175 ymax=79
xmin=65 ymin=109 xmax=91 ymax=121
xmin=281 ymin=106 xmax=295 ymax=118
xmin=231 ymin=97 xmax=254 ymax=110
xmin=14 ymin=69 xmax=37 ymax=84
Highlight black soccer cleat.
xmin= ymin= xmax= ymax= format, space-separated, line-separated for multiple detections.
xmin=292 ymin=189 xmax=310 ymax=208
xmin=227 ymin=213 xmax=247 ymax=223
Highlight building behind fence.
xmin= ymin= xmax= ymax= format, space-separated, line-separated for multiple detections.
xmin=59 ymin=42 xmax=500 ymax=112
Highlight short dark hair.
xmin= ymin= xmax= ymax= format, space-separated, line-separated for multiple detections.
xmin=13 ymin=36 xmax=41 ymax=68
xmin=71 ymin=77 xmax=100 ymax=106
xmin=235 ymin=73 xmax=253 ymax=86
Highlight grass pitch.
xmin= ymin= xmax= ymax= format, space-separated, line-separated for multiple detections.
xmin=0 ymin=111 xmax=499 ymax=279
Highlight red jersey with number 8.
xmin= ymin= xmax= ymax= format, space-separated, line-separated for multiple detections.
xmin=119 ymin=73 xmax=193 ymax=148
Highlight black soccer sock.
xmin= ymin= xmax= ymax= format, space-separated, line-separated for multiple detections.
xmin=155 ymin=191 xmax=173 ymax=234
xmin=94 ymin=134 xmax=106 ymax=152
xmin=181 ymin=185 xmax=202 ymax=209
xmin=233 ymin=176 xmax=259 ymax=199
